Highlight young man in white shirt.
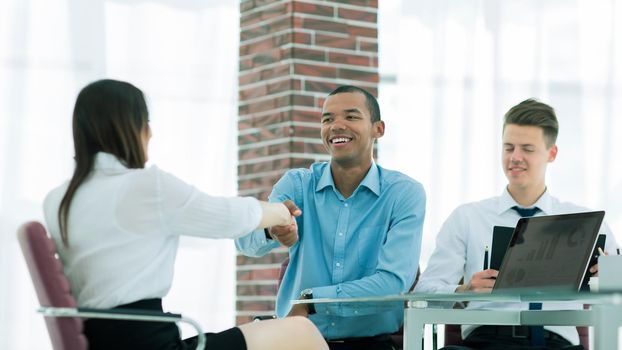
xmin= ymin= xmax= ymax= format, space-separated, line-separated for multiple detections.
xmin=415 ymin=99 xmax=617 ymax=350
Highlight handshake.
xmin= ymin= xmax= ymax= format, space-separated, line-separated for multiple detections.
xmin=260 ymin=200 xmax=301 ymax=247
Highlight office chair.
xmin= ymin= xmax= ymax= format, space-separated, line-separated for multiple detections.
xmin=17 ymin=221 xmax=205 ymax=350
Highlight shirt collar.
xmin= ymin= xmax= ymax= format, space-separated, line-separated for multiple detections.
xmin=93 ymin=152 xmax=131 ymax=175
xmin=497 ymin=186 xmax=553 ymax=215
xmin=316 ymin=162 xmax=381 ymax=197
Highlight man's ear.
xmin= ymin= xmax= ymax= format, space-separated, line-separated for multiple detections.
xmin=373 ymin=120 xmax=385 ymax=139
xmin=548 ymin=144 xmax=558 ymax=162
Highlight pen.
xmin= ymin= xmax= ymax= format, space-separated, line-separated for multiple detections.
xmin=483 ymin=245 xmax=489 ymax=270
xmin=598 ymin=247 xmax=606 ymax=256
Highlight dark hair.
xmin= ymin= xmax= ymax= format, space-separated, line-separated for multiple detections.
xmin=328 ymin=85 xmax=381 ymax=123
xmin=503 ymin=98 xmax=559 ymax=147
xmin=58 ymin=79 xmax=149 ymax=245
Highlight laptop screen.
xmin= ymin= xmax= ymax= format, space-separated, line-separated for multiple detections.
xmin=493 ymin=211 xmax=605 ymax=293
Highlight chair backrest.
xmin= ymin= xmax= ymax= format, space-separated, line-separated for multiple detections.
xmin=17 ymin=221 xmax=88 ymax=350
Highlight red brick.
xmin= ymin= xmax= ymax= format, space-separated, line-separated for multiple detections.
xmin=316 ymin=96 xmax=326 ymax=109
xmin=293 ymin=63 xmax=337 ymax=78
xmin=292 ymin=1 xmax=334 ymax=17
xmin=239 ymin=39 xmax=271 ymax=57
xmin=237 ymin=284 xmax=278 ymax=296
xmin=293 ymin=32 xmax=312 ymax=45
xmin=347 ymin=25 xmax=377 ymax=38
xmin=238 ymin=114 xmax=291 ymax=131
xmin=292 ymin=47 xmax=326 ymax=62
xmin=240 ymin=1 xmax=254 ymax=12
xmin=328 ymin=51 xmax=371 ymax=66
xmin=239 ymin=70 xmax=262 ymax=86
xmin=291 ymin=110 xmax=322 ymax=124
xmin=291 ymin=157 xmax=317 ymax=168
xmin=359 ymin=39 xmax=378 ymax=52
xmin=238 ymin=159 xmax=293 ymax=176
xmin=239 ymin=95 xmax=290 ymax=115
xmin=304 ymin=79 xmax=338 ymax=94
xmin=338 ymin=67 xmax=379 ymax=83
xmin=240 ymin=16 xmax=293 ymax=42
xmin=302 ymin=18 xmax=348 ymax=34
xmin=292 ymin=94 xmax=316 ymax=107
xmin=239 ymin=85 xmax=268 ymax=101
xmin=236 ymin=268 xmax=281 ymax=281
xmin=239 ymin=143 xmax=293 ymax=162
xmin=338 ymin=8 xmax=377 ymax=22
xmin=292 ymin=125 xmax=322 ymax=139
xmin=236 ymin=300 xmax=276 ymax=311
xmin=334 ymin=0 xmax=378 ymax=7
xmin=237 ymin=252 xmax=289 ymax=265
xmin=240 ymin=2 xmax=291 ymax=27
xmin=315 ymin=33 xmax=356 ymax=50
xmin=240 ymin=33 xmax=290 ymax=56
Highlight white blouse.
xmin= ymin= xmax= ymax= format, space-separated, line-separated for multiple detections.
xmin=43 ymin=152 xmax=261 ymax=308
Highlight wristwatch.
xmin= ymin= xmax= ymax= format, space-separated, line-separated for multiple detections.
xmin=300 ymin=288 xmax=316 ymax=314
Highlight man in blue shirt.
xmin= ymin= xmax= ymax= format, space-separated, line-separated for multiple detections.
xmin=236 ymin=86 xmax=426 ymax=350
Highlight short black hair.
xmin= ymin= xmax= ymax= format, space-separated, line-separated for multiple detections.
xmin=328 ymin=85 xmax=381 ymax=123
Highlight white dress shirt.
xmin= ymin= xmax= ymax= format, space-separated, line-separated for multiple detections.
xmin=414 ymin=188 xmax=618 ymax=344
xmin=43 ymin=152 xmax=262 ymax=309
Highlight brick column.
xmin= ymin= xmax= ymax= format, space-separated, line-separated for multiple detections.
xmin=236 ymin=0 xmax=378 ymax=324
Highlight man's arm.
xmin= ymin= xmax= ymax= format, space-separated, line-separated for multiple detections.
xmin=309 ymin=181 xmax=426 ymax=317
xmin=235 ymin=171 xmax=301 ymax=257
xmin=414 ymin=206 xmax=472 ymax=294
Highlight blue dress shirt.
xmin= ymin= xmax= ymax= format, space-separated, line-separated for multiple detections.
xmin=236 ymin=162 xmax=426 ymax=339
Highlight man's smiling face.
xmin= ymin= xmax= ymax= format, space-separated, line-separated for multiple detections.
xmin=320 ymin=92 xmax=383 ymax=167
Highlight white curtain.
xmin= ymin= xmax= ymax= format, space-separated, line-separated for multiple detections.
xmin=0 ymin=1 xmax=239 ymax=349
xmin=379 ymin=0 xmax=622 ymax=273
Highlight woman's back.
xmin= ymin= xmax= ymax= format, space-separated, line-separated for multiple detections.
xmin=44 ymin=152 xmax=261 ymax=308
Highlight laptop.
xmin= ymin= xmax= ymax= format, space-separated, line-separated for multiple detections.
xmin=492 ymin=211 xmax=605 ymax=293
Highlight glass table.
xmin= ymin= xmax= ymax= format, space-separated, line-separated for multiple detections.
xmin=293 ymin=291 xmax=622 ymax=350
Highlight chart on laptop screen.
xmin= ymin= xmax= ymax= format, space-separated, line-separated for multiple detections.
xmin=494 ymin=211 xmax=604 ymax=292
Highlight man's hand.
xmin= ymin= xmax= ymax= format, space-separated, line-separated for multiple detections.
xmin=456 ymin=269 xmax=498 ymax=293
xmin=267 ymin=200 xmax=301 ymax=247
xmin=286 ymin=303 xmax=309 ymax=318
xmin=589 ymin=263 xmax=600 ymax=276
xmin=590 ymin=248 xmax=608 ymax=276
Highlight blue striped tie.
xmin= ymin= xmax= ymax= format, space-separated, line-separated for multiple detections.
xmin=512 ymin=205 xmax=545 ymax=346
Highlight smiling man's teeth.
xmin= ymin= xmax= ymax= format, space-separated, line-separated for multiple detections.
xmin=331 ymin=137 xmax=351 ymax=144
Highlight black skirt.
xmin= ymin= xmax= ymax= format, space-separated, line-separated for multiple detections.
xmin=84 ymin=298 xmax=247 ymax=350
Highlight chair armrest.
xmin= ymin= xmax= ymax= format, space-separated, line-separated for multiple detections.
xmin=37 ymin=307 xmax=205 ymax=350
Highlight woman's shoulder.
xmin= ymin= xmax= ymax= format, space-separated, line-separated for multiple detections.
xmin=43 ymin=180 xmax=70 ymax=210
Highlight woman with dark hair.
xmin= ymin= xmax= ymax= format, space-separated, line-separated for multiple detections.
xmin=43 ymin=79 xmax=328 ymax=350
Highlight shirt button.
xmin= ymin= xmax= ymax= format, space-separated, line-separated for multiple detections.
xmin=344 ymin=203 xmax=348 ymax=207
xmin=354 ymin=310 xmax=358 ymax=314
xmin=338 ymin=232 xmax=343 ymax=236
xmin=336 ymin=262 xmax=341 ymax=267
xmin=326 ymin=310 xmax=330 ymax=314
xmin=331 ymin=322 xmax=336 ymax=326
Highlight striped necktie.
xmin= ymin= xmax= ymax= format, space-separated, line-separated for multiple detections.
xmin=511 ymin=205 xmax=545 ymax=346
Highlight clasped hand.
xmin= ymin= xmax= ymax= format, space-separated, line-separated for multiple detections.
xmin=268 ymin=200 xmax=301 ymax=247
xmin=458 ymin=269 xmax=498 ymax=293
